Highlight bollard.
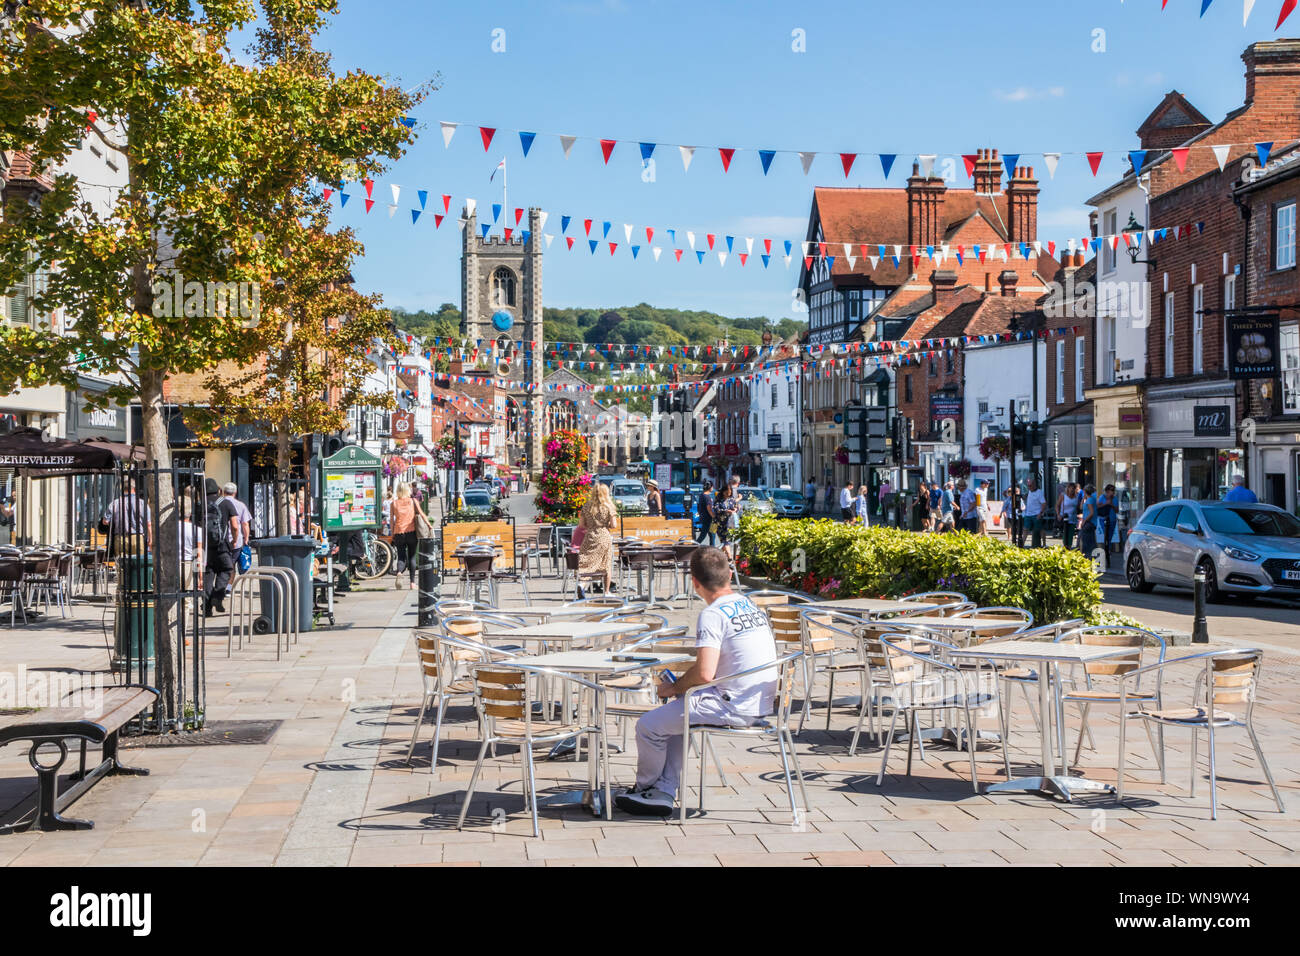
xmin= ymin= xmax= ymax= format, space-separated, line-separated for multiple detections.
xmin=1192 ymin=568 xmax=1210 ymax=644
xmin=417 ymin=537 xmax=438 ymax=627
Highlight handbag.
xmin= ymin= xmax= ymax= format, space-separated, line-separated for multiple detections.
xmin=414 ymin=507 xmax=434 ymax=540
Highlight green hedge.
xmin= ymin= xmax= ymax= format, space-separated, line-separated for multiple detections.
xmin=736 ymin=514 xmax=1102 ymax=624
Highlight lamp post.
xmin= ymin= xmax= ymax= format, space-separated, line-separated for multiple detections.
xmin=1123 ymin=212 xmax=1157 ymax=269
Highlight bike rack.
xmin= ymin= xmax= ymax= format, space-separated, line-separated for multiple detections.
xmin=226 ymin=567 xmax=299 ymax=660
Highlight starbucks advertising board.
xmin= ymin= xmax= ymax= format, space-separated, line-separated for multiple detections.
xmin=65 ymin=376 xmax=127 ymax=443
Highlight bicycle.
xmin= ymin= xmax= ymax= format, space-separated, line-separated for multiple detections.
xmin=349 ymin=528 xmax=394 ymax=580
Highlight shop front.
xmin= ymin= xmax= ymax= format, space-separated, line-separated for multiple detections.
xmin=65 ymin=376 xmax=130 ymax=542
xmin=1088 ymin=383 xmax=1143 ymax=528
xmin=1145 ymin=380 xmax=1244 ymax=505
xmin=1044 ymin=407 xmax=1095 ymax=509
xmin=1251 ymin=423 xmax=1300 ymax=517
xmin=1 ymin=385 xmax=67 ymax=545
xmin=762 ymin=450 xmax=801 ymax=490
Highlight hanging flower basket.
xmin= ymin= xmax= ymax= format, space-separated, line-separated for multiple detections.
xmin=948 ymin=458 xmax=972 ymax=479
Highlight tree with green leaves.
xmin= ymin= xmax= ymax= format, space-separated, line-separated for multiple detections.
xmin=0 ymin=0 xmax=422 ymax=724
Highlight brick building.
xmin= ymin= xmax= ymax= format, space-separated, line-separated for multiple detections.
xmin=1234 ymin=144 xmax=1300 ymax=513
xmin=1144 ymin=40 xmax=1300 ymax=503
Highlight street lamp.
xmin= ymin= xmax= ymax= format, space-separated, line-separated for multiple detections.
xmin=1123 ymin=212 xmax=1156 ymax=268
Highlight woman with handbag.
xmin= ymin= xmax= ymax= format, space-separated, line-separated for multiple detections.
xmin=390 ymin=483 xmax=430 ymax=590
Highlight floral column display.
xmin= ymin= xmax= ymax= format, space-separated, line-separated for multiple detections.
xmin=537 ymin=428 xmax=592 ymax=523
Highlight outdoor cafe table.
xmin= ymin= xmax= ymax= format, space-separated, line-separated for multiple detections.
xmin=494 ymin=604 xmax=619 ymax=622
xmin=481 ymin=620 xmax=648 ymax=649
xmin=883 ymin=615 xmax=1025 ymax=643
xmin=508 ymin=649 xmax=694 ymax=818
xmin=806 ymin=598 xmax=937 ymax=618
xmin=947 ymin=639 xmax=1140 ymax=802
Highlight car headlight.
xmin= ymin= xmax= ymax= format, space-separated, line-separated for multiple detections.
xmin=1223 ymin=546 xmax=1260 ymax=562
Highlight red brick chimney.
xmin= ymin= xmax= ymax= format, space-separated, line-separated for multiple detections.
xmin=972 ymin=148 xmax=1001 ymax=195
xmin=1242 ymin=39 xmax=1300 ymax=105
xmin=930 ymin=269 xmax=958 ymax=307
xmin=906 ymin=162 xmax=946 ymax=248
xmin=998 ymin=270 xmax=1019 ymax=297
xmin=1005 ymin=165 xmax=1039 ymax=244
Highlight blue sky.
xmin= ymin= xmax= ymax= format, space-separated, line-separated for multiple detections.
xmin=312 ymin=0 xmax=1295 ymax=320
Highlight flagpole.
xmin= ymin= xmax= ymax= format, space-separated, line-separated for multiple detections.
xmin=502 ymin=157 xmax=507 ymax=229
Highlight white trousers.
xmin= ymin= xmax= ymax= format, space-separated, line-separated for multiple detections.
xmin=634 ymin=692 xmax=757 ymax=798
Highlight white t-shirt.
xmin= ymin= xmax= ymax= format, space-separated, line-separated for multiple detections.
xmin=178 ymin=520 xmax=200 ymax=562
xmin=838 ymin=487 xmax=853 ymax=509
xmin=695 ymin=593 xmax=778 ymax=716
xmin=224 ymin=495 xmax=252 ymax=549
xmin=1024 ymin=488 xmax=1047 ymax=517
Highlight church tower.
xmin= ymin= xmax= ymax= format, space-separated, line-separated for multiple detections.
xmin=461 ymin=206 xmax=544 ymax=473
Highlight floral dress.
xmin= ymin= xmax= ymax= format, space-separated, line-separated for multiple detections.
xmin=577 ymin=497 xmax=616 ymax=577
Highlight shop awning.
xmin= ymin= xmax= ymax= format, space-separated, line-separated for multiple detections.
xmin=0 ymin=427 xmax=143 ymax=477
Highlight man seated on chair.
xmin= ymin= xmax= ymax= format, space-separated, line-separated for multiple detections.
xmin=616 ymin=546 xmax=778 ymax=817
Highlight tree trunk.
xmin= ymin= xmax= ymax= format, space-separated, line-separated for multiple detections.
xmin=138 ymin=360 xmax=179 ymax=725
xmin=275 ymin=418 xmax=291 ymax=536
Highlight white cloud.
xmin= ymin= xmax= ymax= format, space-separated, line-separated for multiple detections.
xmin=995 ymin=86 xmax=1066 ymax=102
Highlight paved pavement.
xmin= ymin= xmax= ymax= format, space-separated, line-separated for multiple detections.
xmin=0 ymin=528 xmax=1295 ymax=866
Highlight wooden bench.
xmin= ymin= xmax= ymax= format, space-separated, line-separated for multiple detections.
xmin=0 ymin=684 xmax=157 ymax=832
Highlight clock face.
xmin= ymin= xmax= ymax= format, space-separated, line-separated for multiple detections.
xmin=491 ymin=310 xmax=514 ymax=333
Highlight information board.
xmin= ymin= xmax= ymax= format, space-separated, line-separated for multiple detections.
xmin=320 ymin=444 xmax=382 ymax=532
xmin=620 ymin=516 xmax=693 ymax=544
xmin=442 ymin=520 xmax=514 ymax=571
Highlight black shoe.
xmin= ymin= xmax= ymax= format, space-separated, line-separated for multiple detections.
xmin=614 ymin=786 xmax=675 ymax=817
xmin=575 ymin=584 xmax=586 ymax=600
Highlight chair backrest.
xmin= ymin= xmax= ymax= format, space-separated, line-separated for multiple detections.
xmin=463 ymin=553 xmax=494 ymax=577
xmin=771 ymin=652 xmax=804 ymax=725
xmin=1060 ymin=625 xmax=1164 ymax=679
xmin=442 ymin=615 xmax=485 ymax=643
xmin=414 ymin=632 xmax=442 ymax=692
xmin=472 ymin=665 xmax=528 ymax=721
xmin=873 ymin=631 xmax=952 ymax=697
xmin=902 ymin=591 xmax=967 ymax=606
xmin=957 ymin=606 xmax=1034 ymax=624
xmin=601 ymin=611 xmax=668 ymax=631
xmin=747 ymin=589 xmax=813 ymax=608
xmin=1205 ymin=650 xmax=1261 ymax=708
xmin=766 ymin=605 xmax=803 ymax=647
xmin=565 ymin=550 xmax=580 ymax=570
xmin=537 ymin=525 xmax=552 ymax=548
xmin=0 ymin=559 xmax=22 ymax=585
xmin=798 ymin=608 xmax=859 ymax=656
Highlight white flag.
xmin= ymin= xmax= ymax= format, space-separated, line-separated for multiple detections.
xmin=919 ymin=153 xmax=936 ymax=178
xmin=457 ymin=218 xmax=467 ymax=232
xmin=846 ymin=255 xmax=857 ymax=269
xmin=843 ymin=243 xmax=853 ymax=257
xmin=783 ymin=255 xmax=792 ymax=268
xmin=687 ymin=231 xmax=696 ymax=250
xmin=653 ymin=246 xmax=662 ymax=261
xmin=679 ymin=145 xmax=696 ymax=172
xmin=868 ymin=256 xmax=879 ymax=269
xmin=390 ymin=184 xmax=401 ymax=204
xmin=1211 ymin=144 xmax=1230 ymax=171
xmin=624 ymin=223 xmax=633 ymax=243
xmin=387 ymin=204 xmax=397 ymax=218
xmin=745 ymin=237 xmax=754 ymax=254
xmin=439 ymin=121 xmax=457 ymax=148
xmin=560 ymin=134 xmax=577 ymax=159
xmin=465 ymin=198 xmax=476 ymax=217
xmin=1244 ymin=0 xmax=1256 ymax=25
xmin=1042 ymin=152 xmax=1060 ymax=179
xmin=798 ymin=152 xmax=816 ymax=175
xmin=537 ymin=210 xmax=549 ymax=231
xmin=718 ymin=252 xmax=727 ymax=267
xmin=544 ymin=233 xmax=554 ymax=247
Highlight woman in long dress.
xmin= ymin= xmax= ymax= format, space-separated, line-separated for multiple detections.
xmin=577 ymin=482 xmax=617 ymax=596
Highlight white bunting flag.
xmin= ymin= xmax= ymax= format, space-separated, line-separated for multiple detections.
xmin=544 ymin=233 xmax=554 ymax=248
xmin=798 ymin=152 xmax=816 ymax=175
xmin=893 ymin=244 xmax=902 ymax=259
xmin=538 ymin=210 xmax=549 ymax=231
xmin=1067 ymin=237 xmax=1077 ymax=254
xmin=919 ymin=154 xmax=936 ymax=178
xmin=653 ymin=246 xmax=662 ymax=261
xmin=1042 ymin=152 xmax=1060 ymax=179
xmin=687 ymin=231 xmax=696 ymax=250
xmin=846 ymin=255 xmax=857 ymax=269
xmin=841 ymin=243 xmax=852 ymax=258
xmin=868 ymin=255 xmax=879 ymax=269
xmin=718 ymin=252 xmax=727 ymax=267
xmin=679 ymin=145 xmax=696 ymax=172
xmin=457 ymin=218 xmax=467 ymax=232
xmin=1211 ymin=144 xmax=1229 ymax=171
xmin=387 ymin=204 xmax=397 ymax=218
xmin=783 ymin=255 xmax=792 ymax=268
xmin=560 ymin=135 xmax=577 ymax=159
xmin=624 ymin=223 xmax=633 ymax=243
xmin=390 ymin=184 xmax=401 ymax=204
xmin=465 ymin=198 xmax=477 ymax=218
xmin=1244 ymin=0 xmax=1256 ymax=25
xmin=745 ymin=237 xmax=754 ymax=254
xmin=1032 ymin=240 xmax=1042 ymax=256
xmin=439 ymin=121 xmax=457 ymax=148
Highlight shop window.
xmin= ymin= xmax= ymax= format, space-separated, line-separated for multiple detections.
xmin=1164 ymin=293 xmax=1175 ymax=378
xmin=1192 ymin=284 xmax=1204 ymax=374
xmin=1076 ymin=337 xmax=1086 ymax=401
xmin=1281 ymin=324 xmax=1299 ymax=413
xmin=1055 ymin=340 xmax=1065 ymax=403
xmin=1276 ymin=200 xmax=1296 ymax=270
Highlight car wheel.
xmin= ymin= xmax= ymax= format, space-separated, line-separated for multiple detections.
xmin=1126 ymin=552 xmax=1154 ymax=593
xmin=1197 ymin=558 xmax=1221 ymax=604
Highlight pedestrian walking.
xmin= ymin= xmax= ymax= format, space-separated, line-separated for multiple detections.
xmin=939 ymin=480 xmax=956 ymax=532
xmin=695 ymin=480 xmax=717 ymax=546
xmin=222 ymin=482 xmax=253 ymax=574
xmin=645 ymin=478 xmax=663 ymax=516
xmin=1224 ymin=474 xmax=1258 ymax=503
xmin=202 ymin=477 xmax=238 ymax=616
xmin=1023 ymin=476 xmax=1046 ymax=548
xmin=839 ymin=480 xmax=855 ymax=520
xmin=855 ymin=483 xmax=871 ymax=526
xmin=716 ymin=483 xmax=739 ymax=555
xmin=803 ymin=478 xmax=816 ymax=511
xmin=1058 ymin=481 xmax=1079 ymax=550
xmin=822 ymin=480 xmax=834 ymax=514
xmin=1078 ymin=483 xmax=1099 ymax=559
xmin=1096 ymin=484 xmax=1118 ymax=565
xmin=99 ymin=476 xmax=152 ymax=557
xmin=958 ymin=479 xmax=977 ymax=533
xmin=390 ymin=482 xmax=427 ymax=590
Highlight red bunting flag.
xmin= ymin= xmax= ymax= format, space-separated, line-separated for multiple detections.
xmin=364 ymin=198 xmax=374 ymax=213
xmin=839 ymin=153 xmax=856 ymax=177
xmin=609 ymin=243 xmax=617 ymax=255
xmin=480 ymin=127 xmax=495 ymax=151
xmin=718 ymin=148 xmax=735 ymax=172
xmin=804 ymin=256 xmax=813 ymax=270
xmin=583 ymin=219 xmax=592 ymax=235
xmin=504 ymin=228 xmax=513 ymax=240
xmin=566 ymin=237 xmax=575 ymax=249
xmin=1086 ymin=152 xmax=1104 ymax=175
xmin=764 ymin=239 xmax=772 ymax=254
xmin=514 ymin=208 xmax=523 ymax=225
xmin=674 ymin=249 xmax=683 ymax=262
xmin=739 ymin=253 xmax=748 ymax=266
xmin=363 ymin=178 xmax=374 ymax=198
xmin=1047 ymin=241 xmax=1056 ymax=257
xmin=600 ymin=139 xmax=616 ymax=163
xmin=818 ymin=242 xmax=827 ymax=257
xmin=962 ymin=154 xmax=978 ymax=177
xmin=1171 ymin=147 xmax=1189 ymax=172
xmin=322 ymin=187 xmax=333 ymax=201
xmin=1281 ymin=0 xmax=1298 ymax=28
xmin=646 ymin=227 xmax=654 ymax=243
xmin=434 ymin=214 xmax=443 ymax=227
xmin=706 ymin=234 xmax=715 ymax=250
xmin=441 ymin=194 xmax=451 ymax=212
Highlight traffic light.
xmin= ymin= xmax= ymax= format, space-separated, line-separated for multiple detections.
xmin=891 ymin=415 xmax=912 ymax=463
xmin=844 ymin=405 xmax=889 ymax=466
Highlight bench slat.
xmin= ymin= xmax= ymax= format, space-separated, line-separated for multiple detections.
xmin=0 ymin=686 xmax=157 ymax=746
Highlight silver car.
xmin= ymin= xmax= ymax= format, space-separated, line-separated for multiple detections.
xmin=1124 ymin=499 xmax=1300 ymax=602
xmin=610 ymin=479 xmax=648 ymax=514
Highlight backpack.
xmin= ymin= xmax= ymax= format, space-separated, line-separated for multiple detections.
xmin=205 ymin=498 xmax=234 ymax=564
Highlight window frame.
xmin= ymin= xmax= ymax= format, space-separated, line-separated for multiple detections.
xmin=1275 ymin=199 xmax=1296 ymax=271
xmin=1164 ymin=292 xmax=1175 ymax=378
xmin=1192 ymin=283 xmax=1204 ymax=374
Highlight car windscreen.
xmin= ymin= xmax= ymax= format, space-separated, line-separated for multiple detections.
xmin=1204 ymin=507 xmax=1300 ymax=537
xmin=772 ymin=489 xmax=802 ymax=502
xmin=664 ymin=491 xmax=684 ymax=503
xmin=611 ymin=483 xmax=643 ymax=496
xmin=463 ymin=493 xmax=492 ymax=507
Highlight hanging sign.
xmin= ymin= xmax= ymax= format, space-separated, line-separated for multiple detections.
xmin=1226 ymin=311 xmax=1280 ymax=380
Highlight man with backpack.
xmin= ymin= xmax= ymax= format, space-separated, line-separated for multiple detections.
xmin=202 ymin=478 xmax=239 ymax=616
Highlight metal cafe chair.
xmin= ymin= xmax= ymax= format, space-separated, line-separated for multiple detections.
xmin=1117 ymin=648 xmax=1285 ymax=820
xmin=873 ymin=632 xmax=1010 ymax=794
xmin=456 ymin=663 xmax=610 ymax=838
xmin=0 ymin=558 xmax=26 ymax=627
xmin=456 ymin=547 xmax=497 ymax=604
xmin=793 ymin=607 xmax=871 ymax=735
xmin=900 ymin=591 xmax=971 ymax=617
xmin=677 ymin=652 xmax=809 ymax=824
xmin=994 ymin=619 xmax=1087 ymax=740
xmin=405 ymin=631 xmax=519 ymax=774
xmin=1054 ymin=625 xmax=1166 ymax=777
